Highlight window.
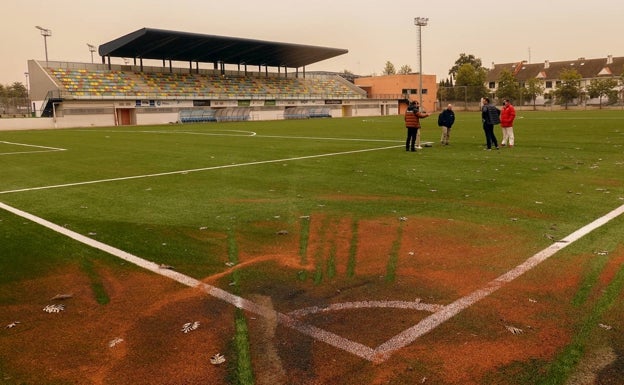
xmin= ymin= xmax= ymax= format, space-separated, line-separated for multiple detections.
xmin=545 ymin=81 xmax=552 ymax=88
xmin=489 ymin=82 xmax=496 ymax=89
xmin=421 ymin=89 xmax=428 ymax=95
xmin=402 ymin=88 xmax=418 ymax=94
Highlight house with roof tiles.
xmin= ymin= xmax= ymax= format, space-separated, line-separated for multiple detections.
xmin=486 ymin=55 xmax=624 ymax=106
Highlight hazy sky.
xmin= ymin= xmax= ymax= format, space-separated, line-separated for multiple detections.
xmin=2 ymin=0 xmax=622 ymax=86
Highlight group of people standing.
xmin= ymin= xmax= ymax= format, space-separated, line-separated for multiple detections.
xmin=403 ymin=97 xmax=516 ymax=151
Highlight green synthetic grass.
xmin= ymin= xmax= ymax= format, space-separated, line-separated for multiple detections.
xmin=1 ymin=110 xmax=623 ymax=384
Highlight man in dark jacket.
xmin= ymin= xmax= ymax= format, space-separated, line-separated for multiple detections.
xmin=437 ymin=104 xmax=455 ymax=145
xmin=481 ymin=97 xmax=500 ymax=150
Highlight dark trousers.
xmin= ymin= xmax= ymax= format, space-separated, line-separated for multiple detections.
xmin=483 ymin=123 xmax=498 ymax=149
xmin=406 ymin=127 xmax=418 ymax=150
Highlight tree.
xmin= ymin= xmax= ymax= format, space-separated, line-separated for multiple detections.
xmin=525 ymin=78 xmax=545 ymax=110
xmin=455 ymin=63 xmax=488 ymax=102
xmin=6 ymin=82 xmax=28 ymax=98
xmin=495 ymin=69 xmax=521 ymax=102
xmin=586 ymin=78 xmax=618 ymax=109
xmin=383 ymin=61 xmax=396 ymax=75
xmin=398 ymin=65 xmax=412 ymax=75
xmin=554 ymin=69 xmax=582 ymax=109
xmin=448 ymin=53 xmax=483 ymax=82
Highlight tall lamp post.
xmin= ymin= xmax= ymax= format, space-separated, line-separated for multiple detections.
xmin=87 ymin=43 xmax=96 ymax=63
xmin=35 ymin=26 xmax=52 ymax=67
xmin=414 ymin=17 xmax=428 ymax=110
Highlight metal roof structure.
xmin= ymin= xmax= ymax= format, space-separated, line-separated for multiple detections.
xmin=98 ymin=28 xmax=348 ymax=69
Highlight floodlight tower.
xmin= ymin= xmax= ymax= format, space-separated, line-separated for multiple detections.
xmin=87 ymin=43 xmax=96 ymax=63
xmin=414 ymin=17 xmax=428 ymax=110
xmin=35 ymin=26 xmax=52 ymax=67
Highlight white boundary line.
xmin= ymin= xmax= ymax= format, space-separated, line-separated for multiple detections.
xmin=0 ymin=144 xmax=402 ymax=195
xmin=1 ymin=199 xmax=622 ymax=362
xmin=0 ymin=140 xmax=66 ymax=156
xmin=0 ymin=201 xmax=377 ymax=361
xmin=372 ymin=203 xmax=624 ymax=361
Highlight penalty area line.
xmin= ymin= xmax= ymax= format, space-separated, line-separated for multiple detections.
xmin=0 ymin=201 xmax=377 ymax=361
xmin=372 ymin=203 xmax=624 ymax=361
xmin=0 ymin=144 xmax=402 ymax=195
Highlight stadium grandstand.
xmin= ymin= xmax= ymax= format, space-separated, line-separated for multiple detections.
xmin=25 ymin=28 xmax=401 ymax=128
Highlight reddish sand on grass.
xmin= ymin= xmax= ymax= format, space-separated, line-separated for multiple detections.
xmin=1 ymin=215 xmax=622 ymax=384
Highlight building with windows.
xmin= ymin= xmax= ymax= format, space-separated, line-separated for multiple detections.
xmin=486 ymin=55 xmax=624 ymax=105
xmin=354 ymin=74 xmax=437 ymax=113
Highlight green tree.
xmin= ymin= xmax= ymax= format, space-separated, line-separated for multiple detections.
xmin=383 ymin=61 xmax=396 ymax=75
xmin=525 ymin=78 xmax=545 ymax=110
xmin=6 ymin=82 xmax=28 ymax=98
xmin=448 ymin=53 xmax=483 ymax=82
xmin=495 ymin=69 xmax=521 ymax=102
xmin=554 ymin=69 xmax=582 ymax=109
xmin=455 ymin=63 xmax=488 ymax=102
xmin=586 ymin=78 xmax=618 ymax=109
xmin=398 ymin=65 xmax=412 ymax=75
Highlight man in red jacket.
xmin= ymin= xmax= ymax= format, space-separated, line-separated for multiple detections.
xmin=404 ymin=101 xmax=430 ymax=151
xmin=500 ymin=98 xmax=516 ymax=147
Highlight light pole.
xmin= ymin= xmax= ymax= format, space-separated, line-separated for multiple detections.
xmin=87 ymin=43 xmax=96 ymax=63
xmin=414 ymin=17 xmax=428 ymax=110
xmin=35 ymin=26 xmax=52 ymax=67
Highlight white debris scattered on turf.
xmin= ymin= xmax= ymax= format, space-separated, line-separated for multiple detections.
xmin=505 ymin=325 xmax=524 ymax=335
xmin=529 ymin=298 xmax=537 ymax=303
xmin=50 ymin=293 xmax=73 ymax=300
xmin=43 ymin=304 xmax=65 ymax=313
xmin=399 ymin=216 xmax=407 ymax=222
xmin=181 ymin=321 xmax=200 ymax=333
xmin=225 ymin=261 xmax=235 ymax=267
xmin=210 ymin=353 xmax=226 ymax=365
xmin=595 ymin=250 xmax=609 ymax=256
xmin=299 ymin=215 xmax=310 ymax=220
xmin=199 ymin=226 xmax=207 ymax=230
xmin=408 ymin=251 xmax=415 ymax=256
xmin=599 ymin=323 xmax=613 ymax=331
xmin=108 ymin=337 xmax=124 ymax=348
xmin=276 ymin=230 xmax=289 ymax=235
xmin=159 ymin=264 xmax=174 ymax=270
xmin=5 ymin=321 xmax=20 ymax=329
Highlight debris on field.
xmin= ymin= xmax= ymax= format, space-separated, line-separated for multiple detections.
xmin=181 ymin=321 xmax=200 ymax=333
xmin=43 ymin=304 xmax=65 ymax=313
xmin=210 ymin=353 xmax=226 ymax=365
xmin=50 ymin=293 xmax=73 ymax=300
xmin=108 ymin=337 xmax=124 ymax=348
xmin=505 ymin=325 xmax=524 ymax=335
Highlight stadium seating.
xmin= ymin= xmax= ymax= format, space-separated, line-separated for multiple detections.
xmin=47 ymin=67 xmax=365 ymax=101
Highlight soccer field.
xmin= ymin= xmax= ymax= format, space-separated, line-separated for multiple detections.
xmin=1 ymin=111 xmax=623 ymax=384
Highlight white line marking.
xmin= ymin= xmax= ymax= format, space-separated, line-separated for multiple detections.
xmin=0 ymin=200 xmax=376 ymax=361
xmin=288 ymin=300 xmax=442 ymax=318
xmin=0 ymin=141 xmax=66 ymax=156
xmin=371 ymin=203 xmax=624 ymax=361
xmin=1 ymin=200 xmax=623 ymax=361
xmin=0 ymin=145 xmax=402 ymax=195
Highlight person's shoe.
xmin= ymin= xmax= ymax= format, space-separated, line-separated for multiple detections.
xmin=410 ymin=148 xmax=416 ymax=152
xmin=501 ymin=143 xmax=506 ymax=147
xmin=416 ymin=146 xmax=423 ymax=150
xmin=495 ymin=147 xmax=500 ymax=150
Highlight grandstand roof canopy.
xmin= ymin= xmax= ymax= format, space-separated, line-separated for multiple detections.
xmin=98 ymin=28 xmax=348 ymax=68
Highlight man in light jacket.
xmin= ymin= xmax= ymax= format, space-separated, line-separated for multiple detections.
xmin=500 ymin=99 xmax=516 ymax=147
